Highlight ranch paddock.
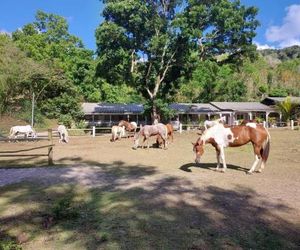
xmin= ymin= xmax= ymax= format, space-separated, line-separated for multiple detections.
xmin=0 ymin=129 xmax=299 ymax=249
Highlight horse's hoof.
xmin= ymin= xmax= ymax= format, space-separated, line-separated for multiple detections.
xmin=246 ymin=171 xmax=253 ymax=175
xmin=213 ymin=168 xmax=219 ymax=171
xmin=220 ymin=169 xmax=226 ymax=173
xmin=257 ymin=169 xmax=262 ymax=173
xmin=132 ymin=147 xmax=137 ymax=150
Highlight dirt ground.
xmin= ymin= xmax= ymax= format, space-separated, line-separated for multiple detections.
xmin=0 ymin=129 xmax=300 ymax=249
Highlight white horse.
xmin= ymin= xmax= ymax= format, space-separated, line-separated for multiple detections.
xmin=111 ymin=126 xmax=125 ymax=142
xmin=204 ymin=116 xmax=226 ymax=130
xmin=9 ymin=125 xmax=36 ymax=139
xmin=57 ymin=125 xmax=69 ymax=143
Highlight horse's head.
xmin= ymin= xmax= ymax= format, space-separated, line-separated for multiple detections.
xmin=118 ymin=120 xmax=125 ymax=127
xmin=192 ymin=139 xmax=204 ymax=163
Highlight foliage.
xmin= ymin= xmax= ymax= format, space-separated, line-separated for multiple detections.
xmin=96 ymin=0 xmax=259 ymax=115
xmin=99 ymin=80 xmax=144 ymax=103
xmin=276 ymin=97 xmax=299 ymax=121
xmin=10 ymin=11 xmax=94 ymax=120
xmin=175 ymin=60 xmax=246 ymax=102
xmin=143 ymin=99 xmax=176 ymax=122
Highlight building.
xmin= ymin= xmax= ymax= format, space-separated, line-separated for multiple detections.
xmin=82 ymin=103 xmax=145 ymax=127
xmin=169 ymin=102 xmax=279 ymax=126
xmin=81 ymin=100 xmax=282 ymax=127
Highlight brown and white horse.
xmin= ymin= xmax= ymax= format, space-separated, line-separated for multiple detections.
xmin=118 ymin=120 xmax=137 ymax=133
xmin=133 ymin=123 xmax=168 ymax=150
xmin=192 ymin=122 xmax=270 ymax=174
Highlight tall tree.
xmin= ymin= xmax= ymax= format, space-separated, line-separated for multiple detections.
xmin=96 ymin=0 xmax=259 ymax=117
xmin=12 ymin=10 xmax=96 ymax=102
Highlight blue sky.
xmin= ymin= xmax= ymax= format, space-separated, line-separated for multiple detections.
xmin=1 ymin=0 xmax=300 ymax=51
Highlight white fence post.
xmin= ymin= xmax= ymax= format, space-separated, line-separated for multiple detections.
xmin=263 ymin=121 xmax=266 ymax=128
xmin=291 ymin=120 xmax=294 ymax=130
xmin=179 ymin=123 xmax=182 ymax=134
xmin=92 ymin=126 xmax=96 ymax=137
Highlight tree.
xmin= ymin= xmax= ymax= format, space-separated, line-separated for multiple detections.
xmin=12 ymin=11 xmax=95 ymax=102
xmin=276 ymin=97 xmax=298 ymax=121
xmin=96 ymin=0 xmax=259 ymax=117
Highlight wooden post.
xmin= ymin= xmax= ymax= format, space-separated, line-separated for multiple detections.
xmin=48 ymin=129 xmax=53 ymax=165
xmin=291 ymin=120 xmax=294 ymax=130
xmin=48 ymin=146 xmax=53 ymax=165
xmin=179 ymin=123 xmax=182 ymax=134
xmin=92 ymin=126 xmax=96 ymax=137
xmin=48 ymin=129 xmax=53 ymax=142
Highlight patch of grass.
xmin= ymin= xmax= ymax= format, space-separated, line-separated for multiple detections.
xmin=51 ymin=196 xmax=80 ymax=221
xmin=0 ymin=238 xmax=21 ymax=250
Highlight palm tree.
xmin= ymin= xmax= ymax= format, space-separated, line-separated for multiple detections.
xmin=276 ymin=97 xmax=298 ymax=122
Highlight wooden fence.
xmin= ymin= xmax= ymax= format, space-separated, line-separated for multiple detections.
xmin=0 ymin=129 xmax=54 ymax=165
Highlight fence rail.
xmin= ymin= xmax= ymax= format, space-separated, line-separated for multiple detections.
xmin=0 ymin=129 xmax=54 ymax=165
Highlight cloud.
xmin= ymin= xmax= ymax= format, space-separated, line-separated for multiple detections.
xmin=266 ymin=4 xmax=300 ymax=48
xmin=0 ymin=28 xmax=12 ymax=36
xmin=254 ymin=41 xmax=276 ymax=50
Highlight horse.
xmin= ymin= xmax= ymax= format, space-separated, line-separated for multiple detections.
xmin=133 ymin=123 xmax=168 ymax=150
xmin=192 ymin=122 xmax=270 ymax=174
xmin=240 ymin=119 xmax=259 ymax=125
xmin=118 ymin=120 xmax=137 ymax=133
xmin=156 ymin=123 xmax=174 ymax=147
xmin=9 ymin=125 xmax=37 ymax=139
xmin=111 ymin=126 xmax=125 ymax=142
xmin=204 ymin=116 xmax=226 ymax=130
xmin=57 ymin=125 xmax=69 ymax=143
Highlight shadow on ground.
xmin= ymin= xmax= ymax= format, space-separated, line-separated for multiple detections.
xmin=180 ymin=162 xmax=249 ymax=173
xmin=0 ymin=159 xmax=299 ymax=249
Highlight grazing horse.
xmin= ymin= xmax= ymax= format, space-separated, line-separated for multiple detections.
xmin=57 ymin=125 xmax=69 ymax=143
xmin=9 ymin=125 xmax=36 ymax=139
xmin=111 ymin=126 xmax=125 ymax=142
xmin=133 ymin=123 xmax=168 ymax=150
xmin=192 ymin=123 xmax=270 ymax=174
xmin=204 ymin=116 xmax=226 ymax=130
xmin=156 ymin=123 xmax=174 ymax=147
xmin=118 ymin=120 xmax=137 ymax=133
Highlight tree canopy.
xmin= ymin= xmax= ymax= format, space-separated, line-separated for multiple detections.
xmin=95 ymin=0 xmax=259 ymax=116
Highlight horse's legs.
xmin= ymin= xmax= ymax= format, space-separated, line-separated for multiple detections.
xmin=141 ymin=136 xmax=147 ymax=149
xmin=219 ymin=146 xmax=227 ymax=172
xmin=248 ymin=155 xmax=260 ymax=174
xmin=215 ymin=147 xmax=221 ymax=170
xmin=248 ymin=145 xmax=261 ymax=174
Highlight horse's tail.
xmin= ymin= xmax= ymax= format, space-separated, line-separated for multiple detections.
xmin=262 ymin=129 xmax=271 ymax=163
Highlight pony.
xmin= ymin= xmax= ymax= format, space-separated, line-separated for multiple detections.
xmin=111 ymin=126 xmax=125 ymax=142
xmin=204 ymin=116 xmax=226 ymax=130
xmin=57 ymin=125 xmax=69 ymax=143
xmin=156 ymin=123 xmax=174 ymax=147
xmin=192 ymin=122 xmax=270 ymax=174
xmin=118 ymin=120 xmax=137 ymax=133
xmin=133 ymin=123 xmax=168 ymax=150
xmin=9 ymin=125 xmax=37 ymax=139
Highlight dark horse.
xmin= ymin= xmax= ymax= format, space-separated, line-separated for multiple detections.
xmin=192 ymin=122 xmax=270 ymax=174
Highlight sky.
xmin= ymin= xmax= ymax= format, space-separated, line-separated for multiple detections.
xmin=1 ymin=0 xmax=300 ymax=51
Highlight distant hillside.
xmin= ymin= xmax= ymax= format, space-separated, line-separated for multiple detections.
xmin=259 ymin=45 xmax=300 ymax=62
